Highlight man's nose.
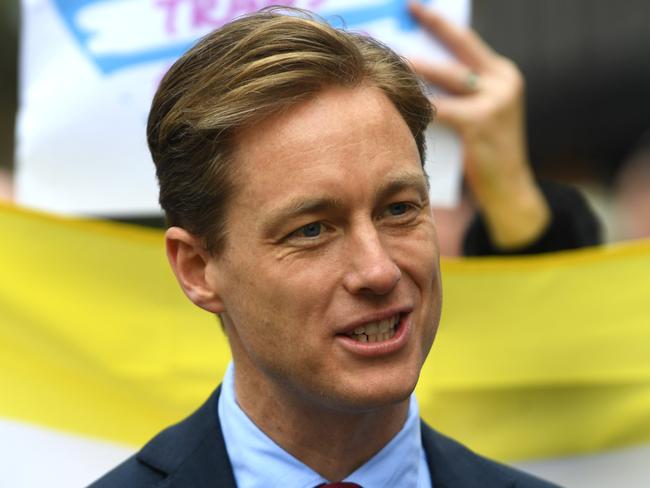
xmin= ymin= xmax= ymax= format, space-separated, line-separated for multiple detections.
xmin=342 ymin=228 xmax=401 ymax=296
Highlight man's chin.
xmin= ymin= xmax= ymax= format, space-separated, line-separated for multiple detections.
xmin=319 ymin=377 xmax=418 ymax=414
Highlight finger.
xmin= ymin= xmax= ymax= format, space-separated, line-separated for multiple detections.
xmin=408 ymin=1 xmax=495 ymax=70
xmin=410 ymin=59 xmax=480 ymax=94
xmin=431 ymin=97 xmax=476 ymax=129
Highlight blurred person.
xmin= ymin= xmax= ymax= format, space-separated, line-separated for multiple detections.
xmin=409 ymin=2 xmax=601 ymax=256
xmin=91 ymin=8 xmax=556 ymax=487
xmin=0 ymin=168 xmax=14 ymax=202
xmin=615 ymin=131 xmax=650 ymax=240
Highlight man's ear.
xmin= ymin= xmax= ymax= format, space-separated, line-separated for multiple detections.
xmin=165 ymin=227 xmax=225 ymax=313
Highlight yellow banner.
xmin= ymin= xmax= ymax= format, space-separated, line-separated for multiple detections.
xmin=1 ymin=202 xmax=649 ymax=461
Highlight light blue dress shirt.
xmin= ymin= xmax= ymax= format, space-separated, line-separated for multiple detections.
xmin=218 ymin=363 xmax=433 ymax=488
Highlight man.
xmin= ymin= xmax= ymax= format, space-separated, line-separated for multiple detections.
xmin=92 ymin=8 xmax=557 ymax=487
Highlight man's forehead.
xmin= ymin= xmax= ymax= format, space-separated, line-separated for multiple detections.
xmin=216 ymin=85 xmax=425 ymax=236
xmin=233 ymin=84 xmax=406 ymax=152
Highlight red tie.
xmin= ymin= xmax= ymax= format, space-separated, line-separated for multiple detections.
xmin=317 ymin=483 xmax=362 ymax=488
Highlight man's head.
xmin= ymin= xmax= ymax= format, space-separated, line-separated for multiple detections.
xmin=148 ymin=8 xmax=433 ymax=254
xmin=159 ymin=9 xmax=442 ymax=418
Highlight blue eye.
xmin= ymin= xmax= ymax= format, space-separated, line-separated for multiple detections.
xmin=388 ymin=202 xmax=409 ymax=216
xmin=298 ymin=222 xmax=322 ymax=238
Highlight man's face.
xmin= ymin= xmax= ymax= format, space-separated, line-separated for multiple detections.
xmin=208 ymin=85 xmax=441 ymax=413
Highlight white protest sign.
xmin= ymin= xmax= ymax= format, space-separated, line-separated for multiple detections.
xmin=16 ymin=0 xmax=469 ymax=216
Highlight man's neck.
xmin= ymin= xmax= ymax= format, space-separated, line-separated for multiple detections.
xmin=234 ymin=370 xmax=410 ymax=481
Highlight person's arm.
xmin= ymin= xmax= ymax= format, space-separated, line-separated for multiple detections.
xmin=408 ymin=2 xmax=553 ymax=251
xmin=463 ymin=180 xmax=602 ymax=255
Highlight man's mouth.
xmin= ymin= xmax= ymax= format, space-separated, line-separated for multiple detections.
xmin=345 ymin=314 xmax=400 ymax=343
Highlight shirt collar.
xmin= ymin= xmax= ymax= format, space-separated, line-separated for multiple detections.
xmin=218 ymin=362 xmax=429 ymax=488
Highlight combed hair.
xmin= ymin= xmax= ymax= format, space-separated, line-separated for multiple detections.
xmin=148 ymin=7 xmax=434 ymax=253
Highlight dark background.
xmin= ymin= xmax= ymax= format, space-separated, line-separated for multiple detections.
xmin=473 ymin=0 xmax=650 ymax=184
xmin=0 ymin=0 xmax=18 ymax=172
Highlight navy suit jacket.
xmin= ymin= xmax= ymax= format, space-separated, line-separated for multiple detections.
xmin=89 ymin=387 xmax=558 ymax=487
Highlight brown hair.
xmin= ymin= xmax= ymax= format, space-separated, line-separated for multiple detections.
xmin=147 ymin=7 xmax=433 ymax=253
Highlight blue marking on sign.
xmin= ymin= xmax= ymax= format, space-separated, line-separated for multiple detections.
xmin=51 ymin=0 xmax=425 ymax=75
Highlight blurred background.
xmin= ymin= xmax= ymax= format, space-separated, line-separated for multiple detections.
xmin=2 ymin=0 xmax=650 ymax=244
xmin=0 ymin=1 xmax=18 ymax=201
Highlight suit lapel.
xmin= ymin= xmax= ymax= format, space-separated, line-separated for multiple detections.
xmin=421 ymin=421 xmax=515 ymax=488
xmin=136 ymin=386 xmax=238 ymax=488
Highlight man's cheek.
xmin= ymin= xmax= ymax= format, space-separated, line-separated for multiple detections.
xmin=397 ymin=242 xmax=438 ymax=273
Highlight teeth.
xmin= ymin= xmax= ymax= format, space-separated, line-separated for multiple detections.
xmin=346 ymin=314 xmax=400 ymax=343
xmin=378 ymin=319 xmax=390 ymax=333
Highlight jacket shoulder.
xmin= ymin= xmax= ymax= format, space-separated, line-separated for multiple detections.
xmin=421 ymin=422 xmax=560 ymax=488
xmin=88 ymin=387 xmax=236 ymax=488
xmin=87 ymin=455 xmax=163 ymax=488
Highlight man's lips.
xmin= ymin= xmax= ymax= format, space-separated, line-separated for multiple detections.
xmin=336 ymin=306 xmax=413 ymax=336
xmin=335 ymin=307 xmax=413 ymax=357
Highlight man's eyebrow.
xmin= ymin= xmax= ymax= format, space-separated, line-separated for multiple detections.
xmin=263 ymin=196 xmax=345 ymax=233
xmin=375 ymin=171 xmax=430 ymax=202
